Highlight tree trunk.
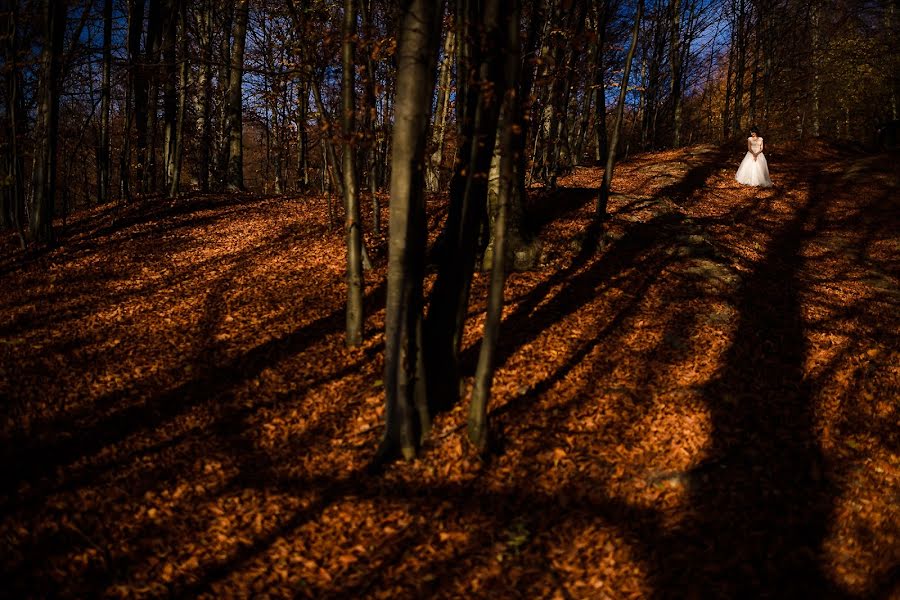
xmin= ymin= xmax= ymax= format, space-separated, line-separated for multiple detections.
xmin=359 ymin=0 xmax=381 ymax=234
xmin=469 ymin=0 xmax=521 ymax=452
xmin=168 ymin=0 xmax=187 ymax=197
xmin=426 ymin=26 xmax=456 ymax=192
xmin=669 ymin=0 xmax=683 ymax=147
xmin=225 ymin=0 xmax=249 ymax=190
xmin=597 ymin=0 xmax=642 ymax=219
xmin=193 ymin=2 xmax=212 ymax=192
xmin=593 ymin=0 xmax=609 ymax=164
xmin=29 ymin=0 xmax=67 ymax=243
xmin=379 ymin=0 xmax=442 ymax=462
xmin=2 ymin=1 xmax=26 ymax=244
xmin=342 ymin=0 xmax=365 ymax=347
xmin=162 ymin=0 xmax=178 ymax=192
xmin=311 ymin=78 xmax=345 ymax=199
xmin=731 ymin=0 xmax=747 ymax=138
xmin=98 ymin=0 xmax=113 ymax=204
xmin=142 ymin=0 xmax=163 ymax=193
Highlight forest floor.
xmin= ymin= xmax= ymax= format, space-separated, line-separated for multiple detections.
xmin=1 ymin=143 xmax=898 ymax=599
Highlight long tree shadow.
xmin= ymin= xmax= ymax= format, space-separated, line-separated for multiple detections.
xmin=636 ymin=172 xmax=842 ymax=598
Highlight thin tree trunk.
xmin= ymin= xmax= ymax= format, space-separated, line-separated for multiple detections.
xmin=342 ymin=0 xmax=365 ymax=346
xmin=597 ymin=0 xmax=642 ymax=219
xmin=379 ymin=0 xmax=442 ymax=462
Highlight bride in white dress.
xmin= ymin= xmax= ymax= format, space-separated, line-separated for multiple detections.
xmin=735 ymin=127 xmax=773 ymax=187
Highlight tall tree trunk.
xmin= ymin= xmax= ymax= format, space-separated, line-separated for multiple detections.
xmin=98 ymin=0 xmax=113 ymax=204
xmin=162 ymin=0 xmax=178 ymax=192
xmin=122 ymin=0 xmax=146 ymax=201
xmin=597 ymin=0 xmax=642 ymax=219
xmin=225 ymin=0 xmax=249 ymax=190
xmin=342 ymin=0 xmax=365 ymax=346
xmin=669 ymin=0 xmax=683 ymax=147
xmin=468 ymin=0 xmax=521 ymax=452
xmin=359 ymin=0 xmax=381 ymax=234
xmin=29 ymin=0 xmax=67 ymax=243
xmin=193 ymin=2 xmax=212 ymax=191
xmin=731 ymin=0 xmax=747 ymax=138
xmin=810 ymin=1 xmax=820 ymax=137
xmin=379 ymin=0 xmax=442 ymax=462
xmin=593 ymin=0 xmax=609 ymax=164
xmin=2 ymin=0 xmax=26 ymax=244
xmin=168 ymin=0 xmax=187 ymax=197
xmin=142 ymin=0 xmax=163 ymax=193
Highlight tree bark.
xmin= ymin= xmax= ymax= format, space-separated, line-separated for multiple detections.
xmin=343 ymin=0 xmax=365 ymax=346
xmin=597 ymin=0 xmax=642 ymax=219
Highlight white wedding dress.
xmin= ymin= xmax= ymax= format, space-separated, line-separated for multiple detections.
xmin=735 ymin=136 xmax=773 ymax=187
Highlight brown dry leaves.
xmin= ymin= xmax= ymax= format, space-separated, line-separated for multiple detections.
xmin=1 ymin=144 xmax=898 ymax=599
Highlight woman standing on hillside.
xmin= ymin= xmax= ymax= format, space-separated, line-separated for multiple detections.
xmin=735 ymin=126 xmax=773 ymax=187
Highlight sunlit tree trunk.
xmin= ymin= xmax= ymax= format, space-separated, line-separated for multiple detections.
xmin=598 ymin=0 xmax=642 ymax=219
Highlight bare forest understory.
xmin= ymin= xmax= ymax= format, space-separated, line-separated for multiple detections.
xmin=1 ymin=143 xmax=898 ymax=599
